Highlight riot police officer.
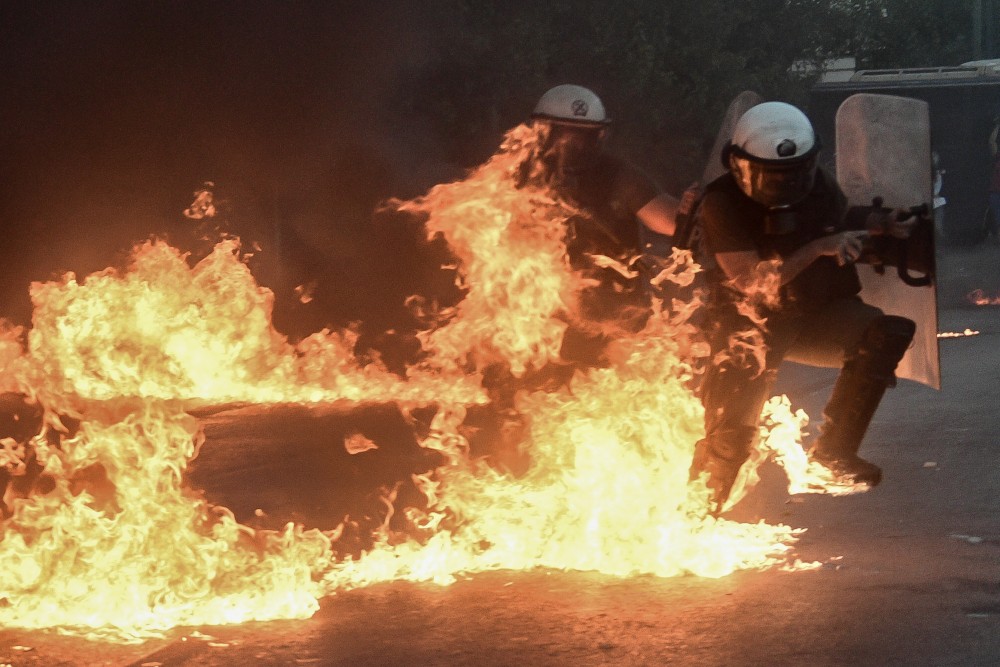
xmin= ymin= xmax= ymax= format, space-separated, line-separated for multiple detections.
xmin=690 ymin=101 xmax=919 ymax=512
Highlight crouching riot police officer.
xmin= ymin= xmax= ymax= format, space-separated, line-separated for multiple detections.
xmin=472 ymin=85 xmax=682 ymax=474
xmin=689 ymin=101 xmax=931 ymax=513
xmin=522 ymin=84 xmax=679 ymax=365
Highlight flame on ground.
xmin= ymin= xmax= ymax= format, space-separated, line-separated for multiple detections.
xmin=0 ymin=123 xmax=846 ymax=642
xmin=937 ymin=328 xmax=980 ymax=338
xmin=0 ymin=405 xmax=331 ymax=641
xmin=967 ymin=288 xmax=1000 ymax=306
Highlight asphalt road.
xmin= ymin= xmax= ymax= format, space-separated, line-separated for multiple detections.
xmin=2 ymin=243 xmax=999 ymax=666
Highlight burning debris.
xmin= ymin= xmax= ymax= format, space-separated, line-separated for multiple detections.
xmin=937 ymin=329 xmax=981 ymax=338
xmin=344 ymin=432 xmax=379 ymax=455
xmin=0 ymin=123 xmax=852 ymax=642
xmin=966 ymin=289 xmax=1000 ymax=306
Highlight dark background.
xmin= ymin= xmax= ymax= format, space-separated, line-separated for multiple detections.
xmin=0 ymin=1 xmax=467 ymax=336
xmin=0 ymin=1 xmax=990 ymax=337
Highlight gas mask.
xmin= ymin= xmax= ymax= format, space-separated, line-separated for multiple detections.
xmin=725 ymin=101 xmax=822 ymax=234
xmin=539 ymin=123 xmax=606 ymax=181
xmin=729 ymin=151 xmax=818 ymax=211
xmin=729 ymin=151 xmax=818 ymax=235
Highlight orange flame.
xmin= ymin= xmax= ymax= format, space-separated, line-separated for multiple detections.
xmin=0 ymin=123 xmax=841 ymax=642
xmin=24 ymin=239 xmax=481 ymax=409
xmin=711 ymin=259 xmax=784 ymax=380
xmin=757 ymin=396 xmax=866 ymax=497
xmin=937 ymin=328 xmax=980 ymax=338
xmin=394 ymin=124 xmax=578 ymax=377
xmin=967 ymin=289 xmax=1000 ymax=306
xmin=0 ymin=404 xmax=331 ymax=642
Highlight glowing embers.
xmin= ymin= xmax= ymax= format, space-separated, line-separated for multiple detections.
xmin=966 ymin=289 xmax=1000 ymax=306
xmin=937 ymin=329 xmax=980 ymax=338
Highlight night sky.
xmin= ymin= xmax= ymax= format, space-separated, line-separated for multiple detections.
xmin=0 ymin=2 xmax=467 ymax=333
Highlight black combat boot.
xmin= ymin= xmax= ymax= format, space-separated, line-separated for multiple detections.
xmin=693 ymin=350 xmax=777 ymax=515
xmin=810 ymin=369 xmax=888 ymax=486
xmin=810 ymin=315 xmax=916 ymax=487
xmin=691 ymin=425 xmax=757 ymax=514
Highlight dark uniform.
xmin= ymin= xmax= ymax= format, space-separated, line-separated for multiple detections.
xmin=550 ymin=153 xmax=662 ymax=364
xmin=694 ymin=168 xmax=915 ymax=505
xmin=467 ymin=151 xmax=664 ymax=474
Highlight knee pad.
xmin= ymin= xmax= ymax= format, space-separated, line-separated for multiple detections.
xmin=847 ymin=315 xmax=916 ymax=378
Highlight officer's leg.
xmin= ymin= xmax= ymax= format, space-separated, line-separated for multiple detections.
xmin=691 ymin=310 xmax=796 ymax=513
xmin=792 ymin=311 xmax=916 ymax=485
xmin=692 ymin=363 xmax=777 ymax=512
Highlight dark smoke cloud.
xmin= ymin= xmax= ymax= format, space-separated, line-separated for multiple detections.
xmin=0 ymin=1 xmax=461 ymax=333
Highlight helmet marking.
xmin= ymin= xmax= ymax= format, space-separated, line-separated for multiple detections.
xmin=776 ymin=139 xmax=797 ymax=157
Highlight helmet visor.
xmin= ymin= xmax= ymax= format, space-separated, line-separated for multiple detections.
xmin=730 ymin=153 xmax=817 ymax=209
xmin=540 ymin=122 xmax=605 ymax=176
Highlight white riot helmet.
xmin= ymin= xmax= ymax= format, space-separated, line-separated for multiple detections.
xmin=725 ymin=101 xmax=820 ymax=209
xmin=532 ymin=84 xmax=610 ymax=127
xmin=532 ymin=85 xmax=610 ymax=177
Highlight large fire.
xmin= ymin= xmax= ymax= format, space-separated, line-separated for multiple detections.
xmin=0 ymin=123 xmax=852 ymax=642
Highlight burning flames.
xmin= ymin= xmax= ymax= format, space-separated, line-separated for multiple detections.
xmin=0 ymin=405 xmax=331 ymax=641
xmin=0 ymin=123 xmax=848 ymax=642
xmin=937 ymin=328 xmax=980 ymax=339
xmin=25 ymin=239 xmax=481 ymax=409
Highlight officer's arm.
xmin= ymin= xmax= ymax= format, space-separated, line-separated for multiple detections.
xmin=714 ymin=250 xmax=762 ymax=287
xmin=636 ymin=193 xmax=679 ymax=237
xmin=715 ymin=231 xmax=866 ymax=289
xmin=845 ymin=204 xmax=920 ymax=238
xmin=715 ymin=245 xmax=824 ymax=289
